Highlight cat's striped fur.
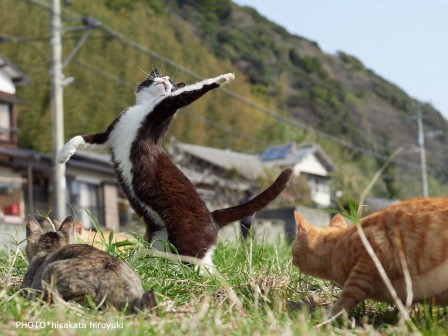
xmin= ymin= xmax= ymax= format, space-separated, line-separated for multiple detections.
xmin=22 ymin=216 xmax=156 ymax=312
xmin=292 ymin=197 xmax=448 ymax=314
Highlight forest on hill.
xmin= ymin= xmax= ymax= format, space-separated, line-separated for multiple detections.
xmin=1 ymin=0 xmax=448 ymax=201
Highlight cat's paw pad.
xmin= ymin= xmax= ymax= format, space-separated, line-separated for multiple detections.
xmin=216 ymin=73 xmax=235 ymax=85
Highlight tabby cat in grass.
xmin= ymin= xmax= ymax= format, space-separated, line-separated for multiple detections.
xmin=292 ymin=197 xmax=448 ymax=314
xmin=22 ymin=216 xmax=156 ymax=313
xmin=58 ymin=70 xmax=292 ymax=268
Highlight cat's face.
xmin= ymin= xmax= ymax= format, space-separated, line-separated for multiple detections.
xmin=25 ymin=216 xmax=75 ymax=261
xmin=136 ymin=69 xmax=185 ymax=103
xmin=292 ymin=211 xmax=347 ymax=271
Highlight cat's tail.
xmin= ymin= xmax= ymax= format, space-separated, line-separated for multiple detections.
xmin=130 ymin=290 xmax=157 ymax=314
xmin=211 ymin=168 xmax=292 ymax=228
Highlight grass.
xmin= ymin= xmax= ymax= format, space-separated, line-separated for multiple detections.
xmin=1 ymin=233 xmax=448 ymax=335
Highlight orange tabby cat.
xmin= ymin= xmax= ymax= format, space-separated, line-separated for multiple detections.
xmin=292 ymin=197 xmax=448 ymax=314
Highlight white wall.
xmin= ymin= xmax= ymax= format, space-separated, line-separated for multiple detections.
xmin=293 ymin=153 xmax=332 ymax=208
xmin=0 ymin=71 xmax=15 ymax=94
xmin=294 ymin=154 xmax=329 ymax=176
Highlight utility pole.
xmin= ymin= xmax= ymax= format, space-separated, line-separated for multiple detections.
xmin=50 ymin=0 xmax=67 ymax=220
xmin=416 ymin=105 xmax=428 ymax=197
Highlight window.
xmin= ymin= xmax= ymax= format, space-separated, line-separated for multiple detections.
xmin=68 ymin=180 xmax=103 ymax=229
xmin=0 ymin=103 xmax=11 ymax=142
xmin=308 ymin=176 xmax=329 ymax=195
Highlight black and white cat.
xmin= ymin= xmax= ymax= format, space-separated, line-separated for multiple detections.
xmin=58 ymin=70 xmax=292 ymax=268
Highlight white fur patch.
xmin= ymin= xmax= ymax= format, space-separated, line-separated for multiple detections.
xmin=109 ymin=101 xmax=166 ymax=228
xmin=170 ymin=73 xmax=234 ymax=99
xmin=150 ymin=229 xmax=170 ymax=252
xmin=200 ymin=246 xmax=216 ymax=275
xmin=57 ymin=135 xmax=85 ymax=163
xmin=57 ymin=135 xmax=110 ymax=163
xmin=136 ymin=77 xmax=172 ymax=104
xmin=110 ymin=104 xmax=150 ymax=187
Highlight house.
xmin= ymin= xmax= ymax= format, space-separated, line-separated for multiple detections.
xmin=173 ymin=141 xmax=336 ymax=208
xmin=0 ymin=54 xmax=29 ymax=224
xmin=0 ymin=54 xmax=123 ymax=230
xmin=0 ymin=145 xmax=124 ymax=229
xmin=0 ymin=53 xmax=336 ymax=242
xmin=168 ymin=141 xmax=263 ymax=208
xmin=260 ymin=143 xmax=336 ymax=208
xmin=173 ymin=141 xmax=336 ymax=242
xmin=0 ymin=54 xmax=29 ymax=147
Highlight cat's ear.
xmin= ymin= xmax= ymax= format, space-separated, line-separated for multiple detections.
xmin=75 ymin=220 xmax=84 ymax=236
xmin=329 ymin=214 xmax=347 ymax=229
xmin=172 ymin=82 xmax=186 ymax=91
xmin=294 ymin=211 xmax=311 ymax=234
xmin=26 ymin=216 xmax=43 ymax=261
xmin=149 ymin=69 xmax=161 ymax=78
xmin=26 ymin=216 xmax=43 ymax=238
xmin=58 ymin=216 xmax=75 ymax=241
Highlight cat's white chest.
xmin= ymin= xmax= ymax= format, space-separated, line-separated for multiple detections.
xmin=110 ymin=103 xmax=152 ymax=186
xmin=108 ymin=101 xmax=166 ymax=228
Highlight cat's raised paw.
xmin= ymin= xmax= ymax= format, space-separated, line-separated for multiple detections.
xmin=57 ymin=146 xmax=76 ymax=164
xmin=57 ymin=136 xmax=85 ymax=164
xmin=216 ymin=73 xmax=235 ymax=85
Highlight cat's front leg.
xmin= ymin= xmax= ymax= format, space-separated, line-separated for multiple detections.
xmin=57 ymin=135 xmax=110 ymax=164
xmin=208 ymin=73 xmax=235 ymax=86
xmin=57 ymin=136 xmax=85 ymax=164
xmin=331 ymin=257 xmax=376 ymax=315
xmin=162 ymin=72 xmax=235 ymax=111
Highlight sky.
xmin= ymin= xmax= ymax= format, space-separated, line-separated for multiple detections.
xmin=233 ymin=0 xmax=448 ymax=119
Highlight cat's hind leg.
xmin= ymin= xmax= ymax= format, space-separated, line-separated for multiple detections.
xmin=148 ymin=228 xmax=171 ymax=252
xmin=199 ymin=246 xmax=216 ymax=275
xmin=147 ymin=227 xmax=216 ymax=274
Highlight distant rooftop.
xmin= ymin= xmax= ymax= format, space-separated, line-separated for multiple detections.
xmin=176 ymin=143 xmax=265 ymax=179
xmin=0 ymin=54 xmax=30 ymax=94
xmin=260 ymin=143 xmax=335 ymax=173
xmin=177 ymin=142 xmax=336 ymax=180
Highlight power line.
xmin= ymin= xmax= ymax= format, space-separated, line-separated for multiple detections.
xmin=18 ymin=0 xmax=443 ymax=175
xmin=74 ymin=60 xmax=134 ymax=89
xmin=76 ymin=57 xmax=428 ymax=173
xmin=71 ymin=58 xmax=443 ymax=179
xmin=17 ymin=1 xmax=412 ymax=152
xmin=91 ymin=18 xmax=429 ymax=169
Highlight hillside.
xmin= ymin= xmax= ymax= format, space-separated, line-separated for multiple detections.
xmin=1 ymin=0 xmax=447 ymax=200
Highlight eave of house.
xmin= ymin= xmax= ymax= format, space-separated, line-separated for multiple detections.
xmin=176 ymin=143 xmax=265 ymax=180
xmin=0 ymin=147 xmax=115 ymax=176
xmin=0 ymin=54 xmax=30 ymax=94
xmin=260 ymin=143 xmax=336 ymax=177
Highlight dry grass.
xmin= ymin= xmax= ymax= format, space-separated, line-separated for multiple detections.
xmin=1 ymin=235 xmax=447 ymax=335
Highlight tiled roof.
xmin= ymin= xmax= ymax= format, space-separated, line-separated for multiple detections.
xmin=177 ymin=142 xmax=336 ymax=179
xmin=176 ymin=143 xmax=265 ymax=179
xmin=260 ymin=143 xmax=335 ymax=172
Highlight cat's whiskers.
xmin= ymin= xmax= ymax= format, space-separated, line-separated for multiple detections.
xmin=137 ymin=66 xmax=150 ymax=77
